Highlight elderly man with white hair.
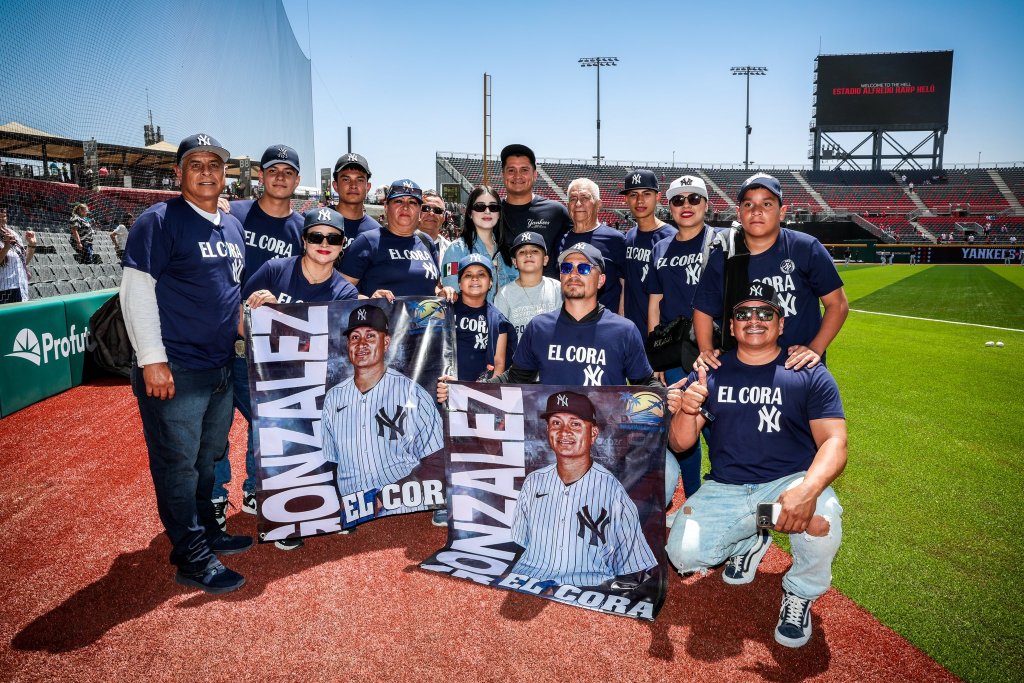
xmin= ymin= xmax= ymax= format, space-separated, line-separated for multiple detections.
xmin=556 ymin=177 xmax=626 ymax=311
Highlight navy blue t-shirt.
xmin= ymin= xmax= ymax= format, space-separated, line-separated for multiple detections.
xmin=123 ymin=196 xmax=245 ymax=369
xmin=648 ymin=226 xmax=711 ymax=323
xmin=501 ymin=195 xmax=572 ymax=278
xmin=558 ymin=224 xmax=627 ymax=311
xmin=244 ymin=256 xmax=359 ymax=304
xmin=692 ymin=228 xmax=844 ymax=351
xmin=688 ymin=350 xmax=844 ymax=485
xmin=623 ymin=222 xmax=677 ymax=339
xmin=453 ymin=299 xmax=517 ymax=381
xmin=230 ymin=199 xmax=302 ymax=285
xmin=342 ymin=212 xmax=382 ymax=250
xmin=513 ymin=307 xmax=652 ymax=386
xmin=340 ymin=227 xmax=438 ymax=297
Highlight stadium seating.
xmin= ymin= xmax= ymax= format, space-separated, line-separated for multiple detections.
xmin=905 ymin=169 xmax=1009 ymax=214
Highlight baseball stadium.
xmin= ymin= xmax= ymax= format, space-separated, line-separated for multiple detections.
xmin=0 ymin=1 xmax=1021 ymax=682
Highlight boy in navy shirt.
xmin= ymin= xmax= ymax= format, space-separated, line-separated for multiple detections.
xmin=666 ymin=282 xmax=847 ymax=649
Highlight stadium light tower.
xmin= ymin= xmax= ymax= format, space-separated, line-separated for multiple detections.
xmin=579 ymin=57 xmax=618 ymax=167
xmin=730 ymin=65 xmax=768 ymax=170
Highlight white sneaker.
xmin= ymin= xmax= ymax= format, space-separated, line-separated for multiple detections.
xmin=241 ymin=492 xmax=257 ymax=515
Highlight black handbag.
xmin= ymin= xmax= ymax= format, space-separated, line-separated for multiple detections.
xmin=645 ymin=316 xmax=700 ymax=372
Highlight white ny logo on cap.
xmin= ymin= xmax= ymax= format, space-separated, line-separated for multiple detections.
xmin=277 ymin=146 xmax=289 ymax=159
xmin=632 ymin=174 xmax=641 ymax=184
xmin=571 ymin=242 xmax=588 ymax=250
xmin=750 ymin=284 xmax=763 ymax=297
xmin=318 ymin=208 xmax=331 ymax=221
xmin=557 ymin=394 xmax=568 ymax=407
xmin=357 ymin=308 xmax=367 ymax=321
xmin=521 ymin=233 xmax=532 ymax=241
xmin=402 ymin=180 xmax=413 ymax=189
xmin=347 ymin=153 xmax=359 ymax=161
xmin=197 ymin=135 xmax=211 ymax=146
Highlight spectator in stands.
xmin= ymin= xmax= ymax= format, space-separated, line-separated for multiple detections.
xmin=210 ymin=144 xmax=305 ymax=538
xmin=557 ymin=178 xmax=625 ymax=311
xmin=441 ymin=185 xmax=516 ymax=300
xmin=498 ymin=144 xmax=572 ymax=278
xmin=332 ymin=152 xmax=380 ymax=252
xmin=419 ymin=189 xmax=452 ymax=255
xmin=620 ymin=169 xmax=676 ymax=342
xmin=692 ymin=173 xmax=849 ymax=371
xmin=0 ymin=206 xmax=36 ymax=304
xmin=494 ymin=231 xmax=562 ymax=337
xmin=121 ymin=133 xmax=252 ymax=595
xmin=110 ymin=212 xmax=133 ymax=262
xmin=69 ymin=202 xmax=97 ymax=264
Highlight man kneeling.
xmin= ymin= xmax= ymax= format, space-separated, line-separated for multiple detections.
xmin=666 ymin=281 xmax=847 ymax=648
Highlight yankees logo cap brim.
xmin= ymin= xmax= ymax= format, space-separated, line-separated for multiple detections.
xmin=343 ymin=304 xmax=390 ymax=336
xmin=261 ymin=144 xmax=300 ymax=172
xmin=733 ymin=281 xmax=783 ymax=312
xmin=619 ymin=169 xmax=660 ymax=195
xmin=511 ymin=231 xmax=547 ymax=255
xmin=666 ymin=175 xmax=708 ymax=202
xmin=302 ymin=207 xmax=345 ymax=233
xmin=176 ymin=133 xmax=230 ymax=166
xmin=557 ymin=243 xmax=605 ymax=272
xmin=385 ymin=179 xmax=423 ymax=203
xmin=334 ymin=152 xmax=371 ymax=179
xmin=539 ymin=390 xmax=598 ymax=423
xmin=737 ymin=173 xmax=783 ymax=203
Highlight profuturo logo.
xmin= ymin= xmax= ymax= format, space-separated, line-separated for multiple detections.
xmin=5 ymin=326 xmax=89 ymax=366
xmin=7 ymin=328 xmax=42 ymax=365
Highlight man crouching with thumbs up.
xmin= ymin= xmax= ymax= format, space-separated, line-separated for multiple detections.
xmin=665 ymin=281 xmax=848 ymax=649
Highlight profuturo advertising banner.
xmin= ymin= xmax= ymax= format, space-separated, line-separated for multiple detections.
xmin=246 ymin=297 xmax=453 ymax=545
xmin=421 ymin=382 xmax=669 ymax=620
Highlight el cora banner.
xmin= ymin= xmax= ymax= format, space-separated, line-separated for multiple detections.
xmin=421 ymin=382 xmax=669 ymax=620
xmin=247 ymin=297 xmax=453 ymax=544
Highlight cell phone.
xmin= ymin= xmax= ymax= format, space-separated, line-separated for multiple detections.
xmin=756 ymin=503 xmax=782 ymax=529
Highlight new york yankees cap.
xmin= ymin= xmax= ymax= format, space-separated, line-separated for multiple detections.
xmin=500 ymin=143 xmax=536 ymax=167
xmin=666 ymin=175 xmax=708 ymax=202
xmin=737 ymin=173 xmax=783 ymax=203
xmin=302 ymin=207 xmax=344 ymax=233
xmin=457 ymin=253 xmax=493 ymax=279
xmin=540 ymin=390 xmax=598 ymax=423
xmin=343 ymin=304 xmax=389 ymax=336
xmin=734 ymin=281 xmax=783 ymax=313
xmin=385 ymin=179 xmax=423 ymax=203
xmin=333 ymin=152 xmax=371 ymax=179
xmin=261 ymin=144 xmax=300 ymax=172
xmin=176 ymin=133 xmax=230 ymax=166
xmin=557 ymin=242 xmax=605 ymax=272
xmin=510 ymin=231 xmax=546 ymax=255
xmin=619 ymin=169 xmax=660 ymax=195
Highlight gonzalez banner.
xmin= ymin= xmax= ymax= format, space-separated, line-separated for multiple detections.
xmin=247 ymin=297 xmax=453 ymax=544
xmin=422 ymin=382 xmax=669 ymax=620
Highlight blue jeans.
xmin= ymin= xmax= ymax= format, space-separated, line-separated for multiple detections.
xmin=213 ymin=355 xmax=255 ymax=498
xmin=133 ymin=361 xmax=234 ymax=574
xmin=665 ymin=473 xmax=844 ymax=600
xmin=664 ymin=366 xmax=702 ymax=505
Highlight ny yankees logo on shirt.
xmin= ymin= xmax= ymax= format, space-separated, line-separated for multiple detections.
xmin=577 ymin=505 xmax=611 ymax=546
xmin=376 ymin=406 xmax=408 ymax=440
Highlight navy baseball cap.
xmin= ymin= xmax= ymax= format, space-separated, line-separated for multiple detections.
xmin=458 ymin=253 xmax=493 ymax=279
xmin=302 ymin=207 xmax=344 ymax=233
xmin=334 ymin=152 xmax=371 ymax=179
xmin=511 ymin=231 xmax=547 ymax=255
xmin=261 ymin=144 xmax=300 ymax=172
xmin=734 ymin=281 xmax=783 ymax=313
xmin=557 ymin=242 xmax=605 ymax=272
xmin=540 ymin=390 xmax=598 ymax=423
xmin=500 ymin=144 xmax=536 ymax=167
xmin=343 ymin=304 xmax=390 ymax=336
xmin=620 ymin=169 xmax=660 ymax=195
xmin=176 ymin=133 xmax=229 ymax=166
xmin=737 ymin=173 xmax=783 ymax=203
xmin=386 ymin=179 xmax=423 ymax=203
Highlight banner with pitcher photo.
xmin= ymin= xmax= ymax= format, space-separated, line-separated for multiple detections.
xmin=421 ymin=382 xmax=669 ymax=620
xmin=246 ymin=297 xmax=453 ymax=544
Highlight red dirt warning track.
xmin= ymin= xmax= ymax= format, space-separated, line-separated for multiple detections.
xmin=0 ymin=381 xmax=956 ymax=682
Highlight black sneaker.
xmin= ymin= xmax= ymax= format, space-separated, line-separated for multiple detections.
xmin=431 ymin=508 xmax=448 ymax=527
xmin=775 ymin=590 xmax=814 ymax=648
xmin=275 ymin=538 xmax=304 ymax=550
xmin=723 ymin=529 xmax=772 ymax=585
xmin=210 ymin=533 xmax=253 ymax=556
xmin=175 ymin=562 xmax=245 ymax=594
xmin=242 ymin=492 xmax=257 ymax=515
xmin=211 ymin=497 xmax=228 ymax=532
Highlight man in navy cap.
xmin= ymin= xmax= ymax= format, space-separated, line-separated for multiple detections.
xmin=332 ymin=152 xmax=381 ymax=249
xmin=121 ymin=133 xmax=251 ymax=594
xmin=691 ymin=173 xmax=848 ymax=371
xmin=620 ymin=169 xmax=676 ymax=341
xmin=211 ymin=144 xmax=305 ymax=526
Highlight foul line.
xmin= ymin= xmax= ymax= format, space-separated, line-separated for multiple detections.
xmin=850 ymin=308 xmax=1024 ymax=333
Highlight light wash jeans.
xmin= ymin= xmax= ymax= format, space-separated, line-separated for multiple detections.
xmin=665 ymin=472 xmax=843 ymax=600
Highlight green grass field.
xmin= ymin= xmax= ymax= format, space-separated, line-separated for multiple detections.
xmin=806 ymin=264 xmax=1023 ymax=682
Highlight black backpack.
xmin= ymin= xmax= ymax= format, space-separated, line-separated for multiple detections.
xmin=88 ymin=293 xmax=133 ymax=378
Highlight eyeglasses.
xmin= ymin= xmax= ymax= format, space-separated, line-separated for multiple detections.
xmin=305 ymin=231 xmax=344 ymax=246
xmin=669 ymin=193 xmax=705 ymax=207
xmin=472 ymin=202 xmax=501 ymax=213
xmin=733 ymin=306 xmax=777 ymax=322
xmin=421 ymin=205 xmax=445 ymax=215
xmin=560 ymin=262 xmax=595 ymax=276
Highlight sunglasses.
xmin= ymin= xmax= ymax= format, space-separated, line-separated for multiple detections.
xmin=305 ymin=231 xmax=344 ymax=246
xmin=669 ymin=193 xmax=705 ymax=207
xmin=421 ymin=205 xmax=445 ymax=215
xmin=472 ymin=202 xmax=501 ymax=213
xmin=559 ymin=262 xmax=595 ymax=276
xmin=733 ymin=306 xmax=777 ymax=322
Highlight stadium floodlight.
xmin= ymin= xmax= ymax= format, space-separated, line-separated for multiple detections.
xmin=579 ymin=57 xmax=619 ymax=167
xmin=730 ymin=66 xmax=768 ymax=170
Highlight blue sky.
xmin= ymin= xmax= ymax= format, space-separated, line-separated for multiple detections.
xmin=282 ymin=0 xmax=1024 ymax=190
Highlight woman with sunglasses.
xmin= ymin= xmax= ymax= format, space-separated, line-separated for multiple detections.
xmin=440 ymin=185 xmax=517 ymax=301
